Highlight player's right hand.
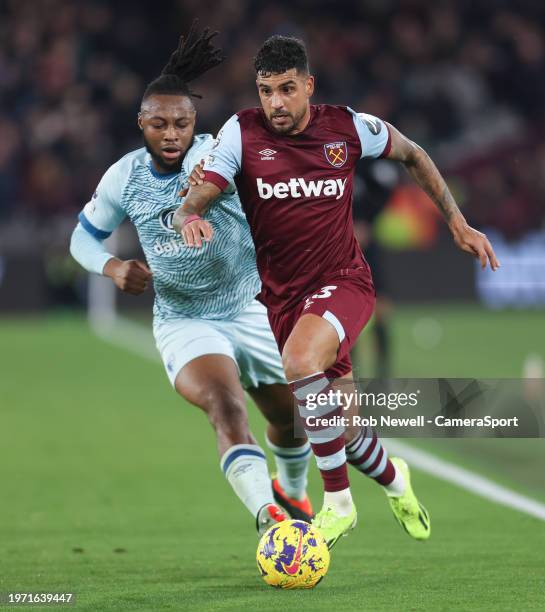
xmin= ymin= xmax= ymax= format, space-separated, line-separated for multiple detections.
xmin=103 ymin=258 xmax=152 ymax=295
xmin=182 ymin=218 xmax=213 ymax=248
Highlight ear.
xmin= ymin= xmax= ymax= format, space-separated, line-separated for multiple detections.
xmin=137 ymin=113 xmax=144 ymax=130
xmin=306 ymin=75 xmax=315 ymax=98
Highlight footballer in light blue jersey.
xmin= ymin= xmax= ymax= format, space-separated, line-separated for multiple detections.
xmin=75 ymin=134 xmax=260 ymax=322
xmin=69 ymin=23 xmax=313 ymax=535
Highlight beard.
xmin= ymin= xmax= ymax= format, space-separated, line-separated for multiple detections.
xmin=268 ymin=108 xmax=306 ymax=134
xmin=143 ymin=134 xmax=190 ymax=173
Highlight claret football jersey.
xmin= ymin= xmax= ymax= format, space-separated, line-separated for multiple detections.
xmin=203 ymin=105 xmax=391 ymax=312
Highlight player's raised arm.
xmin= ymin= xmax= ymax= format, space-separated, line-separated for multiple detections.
xmin=172 ymin=181 xmax=220 ymax=247
xmin=383 ymin=121 xmax=500 ymax=271
xmin=173 ymin=114 xmax=242 ymax=247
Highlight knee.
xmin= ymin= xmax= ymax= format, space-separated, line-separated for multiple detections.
xmin=282 ymin=347 xmax=322 ymax=383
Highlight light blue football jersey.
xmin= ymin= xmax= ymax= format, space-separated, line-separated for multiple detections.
xmin=78 ymin=134 xmax=261 ymax=321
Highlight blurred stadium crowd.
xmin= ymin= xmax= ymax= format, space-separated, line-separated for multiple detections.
xmin=1 ymin=0 xmax=544 ymax=247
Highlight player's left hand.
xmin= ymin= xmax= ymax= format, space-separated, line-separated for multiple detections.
xmin=188 ymin=159 xmax=206 ymax=186
xmin=449 ymin=219 xmax=500 ymax=271
xmin=178 ymin=159 xmax=205 ymax=198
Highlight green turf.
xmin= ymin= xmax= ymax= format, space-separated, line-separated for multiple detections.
xmin=1 ymin=309 xmax=544 ymax=610
xmin=357 ymin=303 xmax=545 ymax=378
xmin=357 ymin=303 xmax=545 ymax=502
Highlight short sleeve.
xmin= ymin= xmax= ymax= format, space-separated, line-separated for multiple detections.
xmin=202 ymin=115 xmax=242 ymax=191
xmin=78 ymin=162 xmax=128 ymax=239
xmin=183 ymin=134 xmax=214 ymax=173
xmin=349 ymin=108 xmax=391 ymax=159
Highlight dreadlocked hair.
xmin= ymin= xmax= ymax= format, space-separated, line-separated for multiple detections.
xmin=142 ymin=20 xmax=224 ymax=101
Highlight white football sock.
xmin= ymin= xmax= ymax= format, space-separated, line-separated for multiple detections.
xmin=220 ymin=444 xmax=274 ymax=517
xmin=266 ymin=435 xmax=311 ymax=501
xmin=323 ymin=488 xmax=354 ymax=517
xmin=384 ymin=467 xmax=406 ymax=497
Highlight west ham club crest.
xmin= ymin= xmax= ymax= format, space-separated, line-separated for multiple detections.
xmin=324 ymin=141 xmax=348 ymax=168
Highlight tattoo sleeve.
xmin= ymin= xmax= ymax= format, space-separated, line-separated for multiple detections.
xmin=404 ymin=146 xmax=463 ymax=224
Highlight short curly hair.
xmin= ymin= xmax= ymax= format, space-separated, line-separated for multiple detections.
xmin=254 ymin=35 xmax=309 ymax=75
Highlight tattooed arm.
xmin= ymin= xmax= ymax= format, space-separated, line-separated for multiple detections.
xmin=384 ymin=122 xmax=500 ymax=271
xmin=172 ymin=182 xmax=220 ymax=247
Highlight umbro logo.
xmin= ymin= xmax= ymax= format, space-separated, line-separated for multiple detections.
xmin=259 ymin=148 xmax=277 ymax=160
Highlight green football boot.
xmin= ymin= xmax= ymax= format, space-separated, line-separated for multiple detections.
xmin=387 ymin=457 xmax=431 ymax=541
xmin=312 ymin=503 xmax=357 ymax=549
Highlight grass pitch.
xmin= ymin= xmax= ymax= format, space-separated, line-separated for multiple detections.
xmin=0 ymin=307 xmax=544 ymax=611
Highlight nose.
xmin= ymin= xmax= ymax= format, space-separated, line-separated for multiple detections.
xmin=164 ymin=124 xmax=178 ymax=141
xmin=270 ymin=92 xmax=284 ymax=110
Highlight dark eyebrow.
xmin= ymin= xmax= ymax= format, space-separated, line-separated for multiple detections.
xmin=148 ymin=115 xmax=191 ymax=121
xmin=259 ymin=80 xmax=297 ymax=88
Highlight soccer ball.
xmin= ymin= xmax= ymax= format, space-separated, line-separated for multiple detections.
xmin=256 ymin=519 xmax=330 ymax=589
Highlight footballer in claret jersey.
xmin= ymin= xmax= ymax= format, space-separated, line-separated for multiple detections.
xmin=174 ymin=34 xmax=500 ymax=548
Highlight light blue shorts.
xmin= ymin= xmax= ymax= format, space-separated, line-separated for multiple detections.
xmin=153 ymin=300 xmax=286 ymax=389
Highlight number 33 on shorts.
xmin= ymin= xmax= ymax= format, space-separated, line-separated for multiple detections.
xmin=304 ymin=285 xmax=337 ymax=309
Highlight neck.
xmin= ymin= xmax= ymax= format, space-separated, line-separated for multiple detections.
xmin=151 ymin=159 xmax=180 ymax=175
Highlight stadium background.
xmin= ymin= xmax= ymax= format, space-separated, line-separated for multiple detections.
xmin=1 ymin=1 xmax=544 ymax=609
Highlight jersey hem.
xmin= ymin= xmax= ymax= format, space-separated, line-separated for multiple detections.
xmin=379 ymin=123 xmax=392 ymax=158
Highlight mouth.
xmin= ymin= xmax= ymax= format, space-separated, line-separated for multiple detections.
xmin=271 ymin=114 xmax=290 ymax=123
xmin=161 ymin=146 xmax=182 ymax=161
